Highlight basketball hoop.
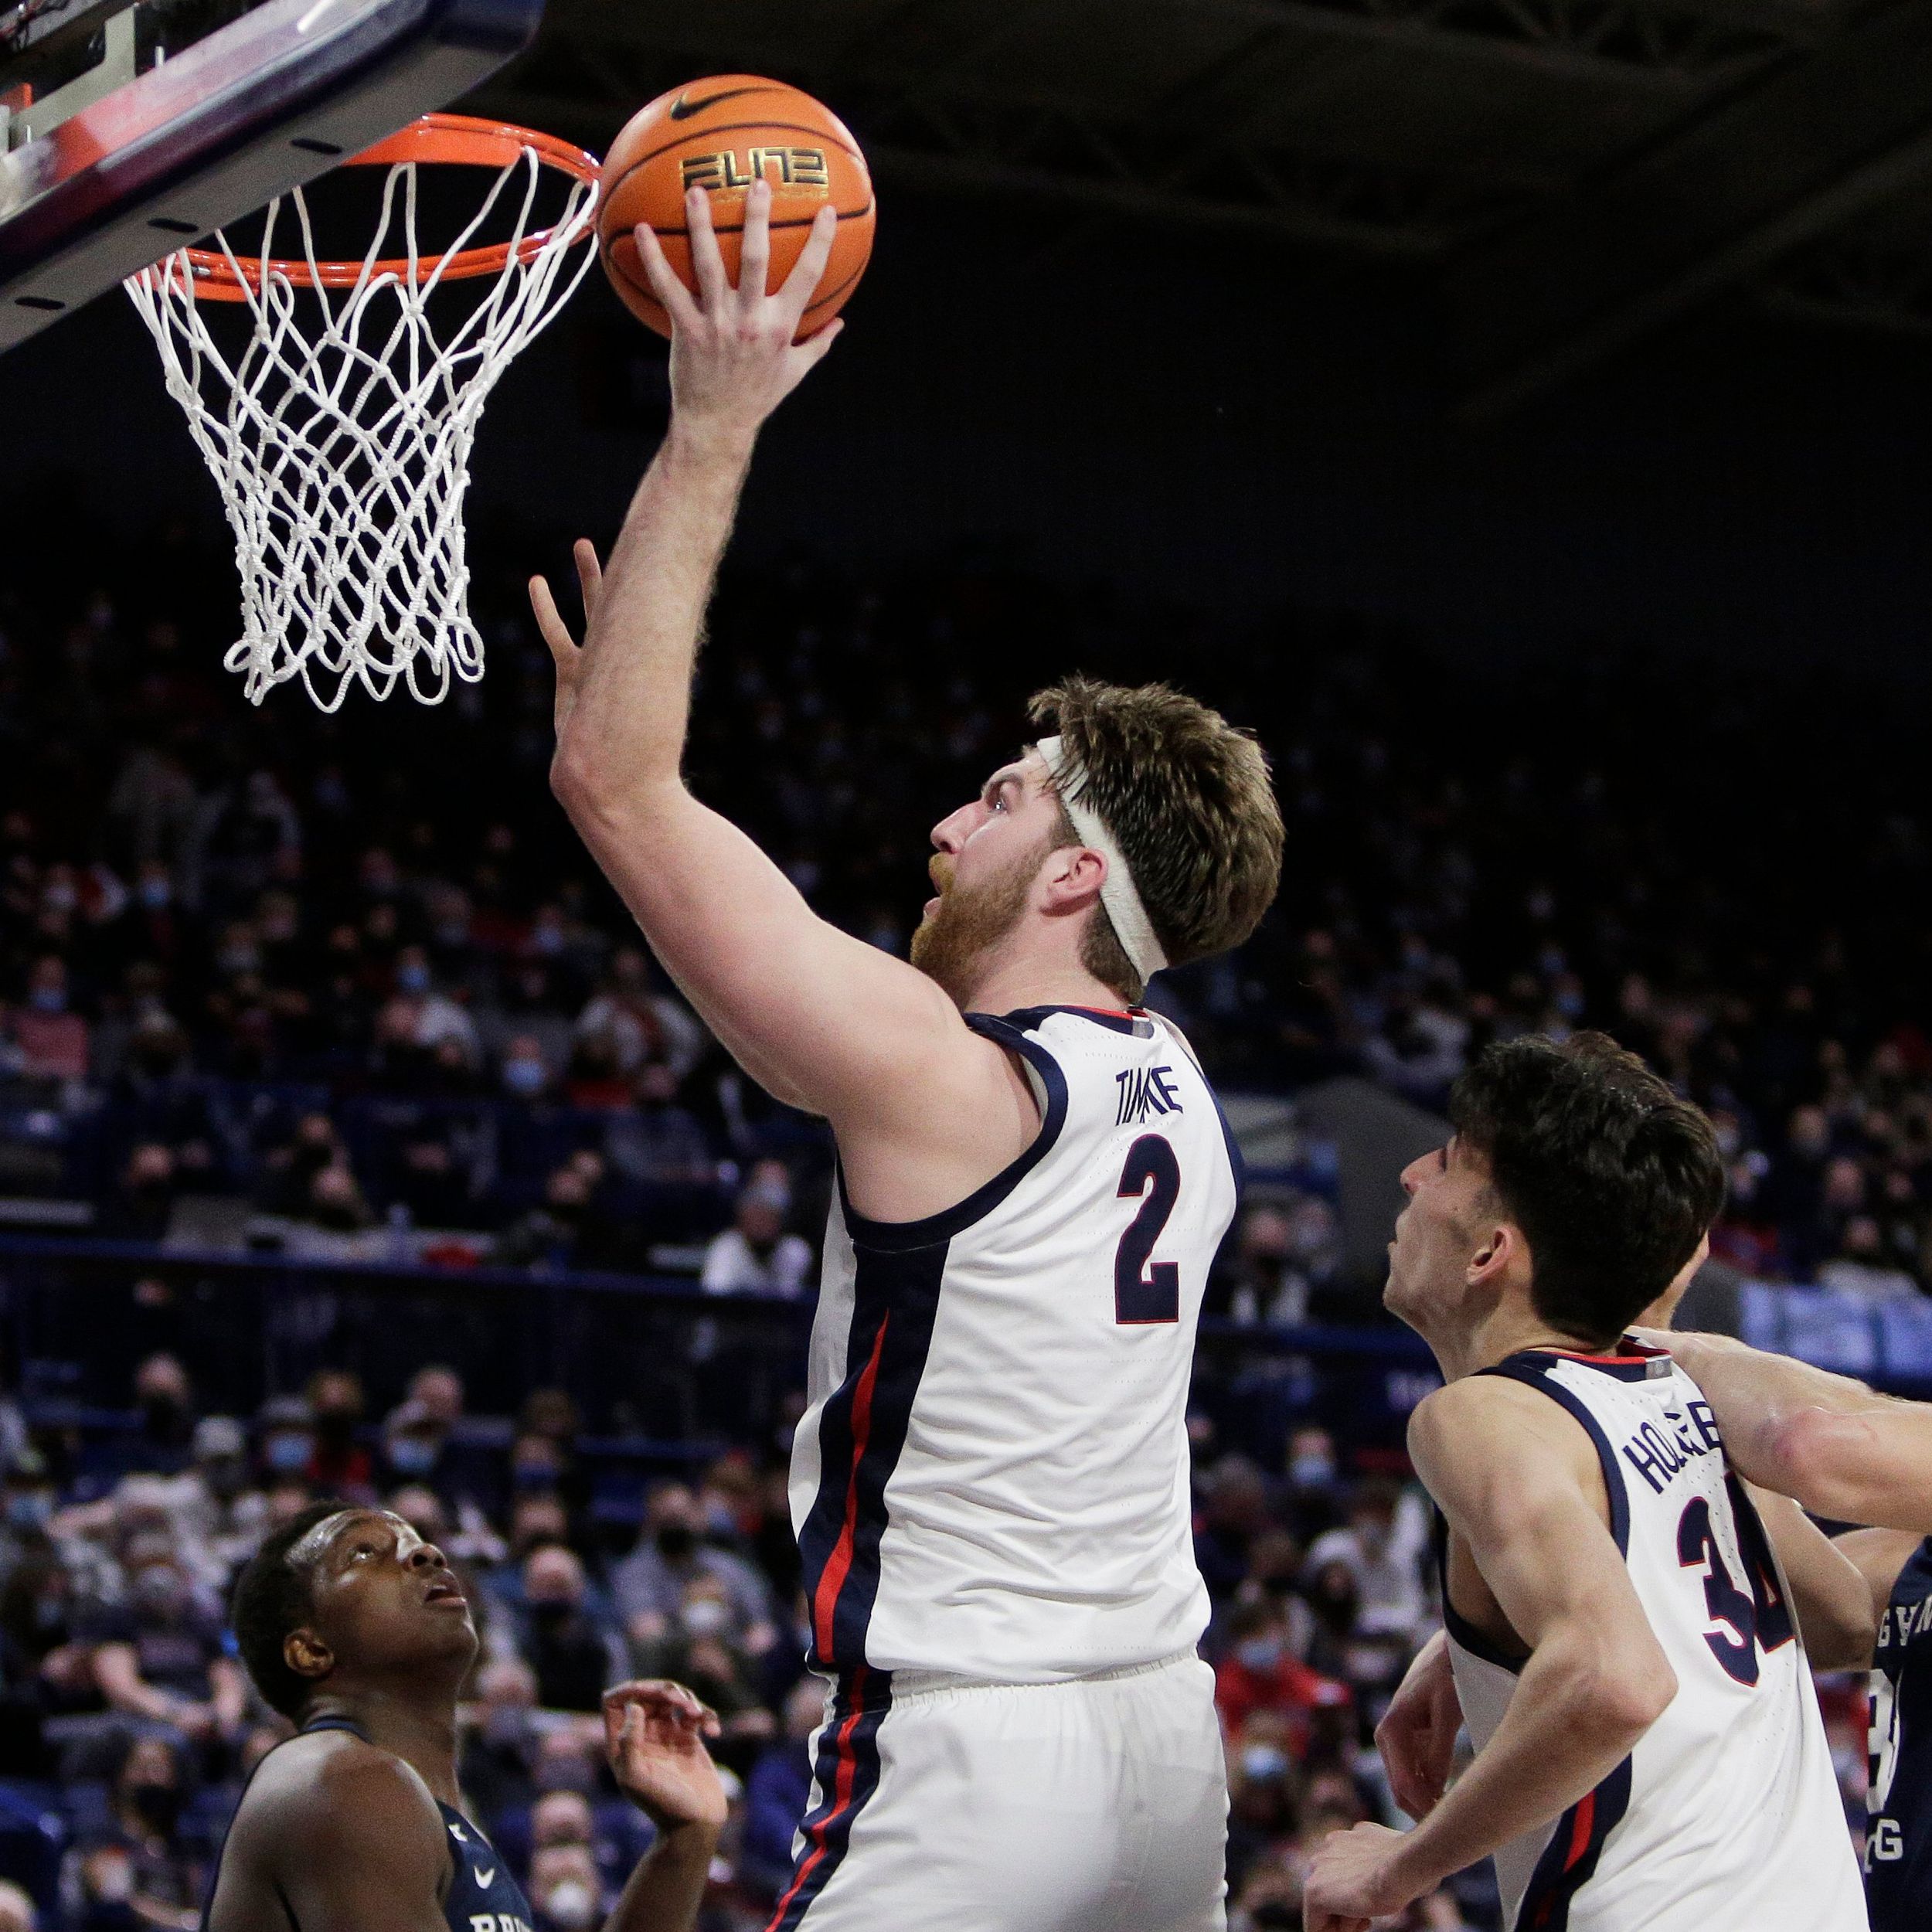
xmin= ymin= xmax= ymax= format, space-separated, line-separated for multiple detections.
xmin=124 ymin=114 xmax=600 ymax=711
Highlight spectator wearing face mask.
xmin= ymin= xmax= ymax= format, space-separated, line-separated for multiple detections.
xmin=126 ymin=1353 xmax=197 ymax=1476
xmin=1301 ymin=1476 xmax=1430 ymax=1651
xmin=15 ymin=956 xmax=87 ymax=1083
xmin=609 ymin=1484 xmax=774 ymax=1650
xmin=1223 ymin=1715 xmax=1305 ymax=1900
xmin=1281 ymin=1426 xmax=1346 ymax=1544
xmin=68 ymin=1733 xmax=202 ymax=1932
xmin=253 ymin=1395 xmax=315 ymax=1491
xmin=514 ymin=1545 xmax=628 ymax=1713
xmin=699 ymin=1171 xmax=812 ymax=1296
xmin=84 ymin=1539 xmax=245 ymax=1754
xmin=172 ymin=1417 xmax=269 ymax=1589
xmin=499 ymin=1033 xmax=555 ymax=1103
xmin=460 ymin=1656 xmax=541 ymax=1820
xmin=529 ymin=1842 xmax=605 ymax=1932
xmin=1213 ymin=1598 xmax=1352 ymax=1753
xmin=304 ymin=1368 xmax=375 ymax=1499
xmin=527 ymin=1786 xmax=653 ymax=1924
xmin=377 ymin=1399 xmax=451 ymax=1500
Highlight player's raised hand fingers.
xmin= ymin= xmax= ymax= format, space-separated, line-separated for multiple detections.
xmin=527 ymin=576 xmax=577 ymax=663
xmin=685 ymin=186 xmax=730 ymax=309
xmin=634 ymin=224 xmax=704 ymax=338
xmin=572 ymin=539 xmax=604 ymax=623
xmin=736 ymin=178 xmax=773 ymax=309
xmin=777 ymin=203 xmax=839 ymax=328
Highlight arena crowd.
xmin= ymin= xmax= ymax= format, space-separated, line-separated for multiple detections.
xmin=0 ymin=507 xmax=1913 ymax=1923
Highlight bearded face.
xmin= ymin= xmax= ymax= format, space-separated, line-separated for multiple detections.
xmin=910 ymin=832 xmax=1051 ymax=1005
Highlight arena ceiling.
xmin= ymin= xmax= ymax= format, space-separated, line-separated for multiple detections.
xmin=472 ymin=0 xmax=1932 ymax=412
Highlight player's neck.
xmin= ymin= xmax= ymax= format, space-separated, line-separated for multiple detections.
xmin=1433 ymin=1303 xmax=1610 ymax=1383
xmin=310 ymin=1685 xmax=463 ymax=1807
xmin=951 ymin=948 xmax=1130 ymax=1019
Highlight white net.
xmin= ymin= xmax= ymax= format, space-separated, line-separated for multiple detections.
xmin=124 ymin=139 xmax=599 ymax=711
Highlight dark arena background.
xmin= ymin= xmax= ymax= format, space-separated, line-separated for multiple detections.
xmin=3 ymin=2 xmax=1932 ymax=1927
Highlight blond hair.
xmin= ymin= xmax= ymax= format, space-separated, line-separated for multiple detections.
xmin=1029 ymin=677 xmax=1282 ymax=1002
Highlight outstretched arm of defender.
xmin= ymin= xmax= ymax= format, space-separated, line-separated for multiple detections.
xmin=536 ymin=183 xmax=1004 ymax=1143
xmin=1640 ymin=1329 xmax=1932 ymax=1531
xmin=1306 ymin=1379 xmax=1676 ymax=1932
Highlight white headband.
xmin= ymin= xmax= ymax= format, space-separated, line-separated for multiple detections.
xmin=1036 ymin=734 xmax=1170 ymax=982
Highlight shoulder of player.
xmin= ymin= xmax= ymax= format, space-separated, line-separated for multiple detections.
xmin=239 ymin=1732 xmax=447 ymax=1870
xmin=1408 ymin=1373 xmax=1600 ymax=1504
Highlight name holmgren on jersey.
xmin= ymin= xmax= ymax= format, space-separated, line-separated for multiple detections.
xmin=1443 ymin=1345 xmax=1866 ymax=1932
xmin=788 ymin=1002 xmax=1241 ymax=1692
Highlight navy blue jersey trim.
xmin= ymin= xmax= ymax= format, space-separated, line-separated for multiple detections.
xmin=796 ymin=1241 xmax=948 ymax=1674
xmin=1515 ymin=1753 xmax=1634 ymax=1931
xmin=995 ymin=1003 xmax=1151 ymax=1036
xmin=1433 ymin=1506 xmax=1526 ymax=1675
xmin=837 ymin=1015 xmax=1068 ymax=1253
xmin=1482 ymin=1359 xmax=1632 ymax=1556
xmin=766 ymin=1668 xmax=892 ymax=1932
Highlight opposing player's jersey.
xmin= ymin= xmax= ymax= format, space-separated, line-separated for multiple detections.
xmin=1440 ymin=1344 xmax=1865 ymax=1932
xmin=790 ymin=1005 xmax=1238 ymax=1685
xmin=1868 ymin=1536 xmax=1932 ymax=1930
xmin=200 ymin=1715 xmax=535 ymax=1932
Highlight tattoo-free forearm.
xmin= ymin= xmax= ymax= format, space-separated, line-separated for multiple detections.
xmin=1668 ymin=1335 xmax=1932 ymax=1530
xmin=1386 ymin=1625 xmax=1669 ymax=1898
xmin=604 ymin=1821 xmax=719 ymax=1932
xmin=553 ymin=424 xmax=753 ymax=802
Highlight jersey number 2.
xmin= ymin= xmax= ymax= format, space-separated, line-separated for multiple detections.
xmin=1115 ymin=1134 xmax=1180 ymax=1325
xmin=1676 ymin=1486 xmax=1796 ymax=1686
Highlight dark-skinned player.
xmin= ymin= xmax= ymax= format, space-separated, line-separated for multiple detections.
xmin=201 ymin=1500 xmax=728 ymax=1932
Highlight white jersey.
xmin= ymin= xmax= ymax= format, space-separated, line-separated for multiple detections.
xmin=1442 ymin=1343 xmax=1866 ymax=1932
xmin=788 ymin=1004 xmax=1238 ymax=1685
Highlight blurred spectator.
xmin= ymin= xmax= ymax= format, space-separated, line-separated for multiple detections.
xmin=701 ymin=1170 xmax=813 ymax=1297
xmin=514 ymin=1546 xmax=627 ymax=1713
xmin=0 ymin=1879 xmax=34 ymax=1932
xmin=15 ymin=957 xmax=88 ymax=1081
xmin=85 ymin=1536 xmax=245 ymax=1750
xmin=128 ymin=1354 xmax=197 ymax=1475
xmin=304 ymin=1369 xmax=374 ymax=1499
xmin=66 ymin=1733 xmax=202 ymax=1932
xmin=1303 ymin=1479 xmax=1430 ymax=1652
xmin=1213 ymin=1599 xmax=1352 ymax=1751
xmin=611 ymin=1484 xmax=774 ymax=1650
xmin=740 ymin=1678 xmax=825 ymax=1898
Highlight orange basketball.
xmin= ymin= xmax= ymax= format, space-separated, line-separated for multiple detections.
xmin=597 ymin=77 xmax=875 ymax=342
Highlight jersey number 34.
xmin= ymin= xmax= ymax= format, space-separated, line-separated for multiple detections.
xmin=1676 ymin=1484 xmax=1796 ymax=1686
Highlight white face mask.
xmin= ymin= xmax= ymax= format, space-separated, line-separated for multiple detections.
xmin=683 ymin=1597 xmax=731 ymax=1638
xmin=542 ymin=1878 xmax=598 ymax=1930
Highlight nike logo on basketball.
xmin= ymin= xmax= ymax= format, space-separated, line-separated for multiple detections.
xmin=474 ymin=1868 xmax=495 ymax=1889
xmin=670 ymin=86 xmax=767 ymax=121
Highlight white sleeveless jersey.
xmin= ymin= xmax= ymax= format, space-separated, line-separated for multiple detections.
xmin=1442 ymin=1344 xmax=1865 ymax=1932
xmin=787 ymin=1005 xmax=1237 ymax=1685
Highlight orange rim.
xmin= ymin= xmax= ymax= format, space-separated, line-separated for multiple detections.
xmin=163 ymin=114 xmax=601 ymax=302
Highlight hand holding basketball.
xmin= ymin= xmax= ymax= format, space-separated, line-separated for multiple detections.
xmin=633 ymin=179 xmax=842 ymax=448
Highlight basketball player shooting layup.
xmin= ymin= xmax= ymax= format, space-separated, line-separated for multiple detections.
xmin=1304 ymin=1034 xmax=1866 ymax=1932
xmin=201 ymin=1503 xmax=726 ymax=1932
xmin=529 ymin=179 xmax=1283 ymax=1931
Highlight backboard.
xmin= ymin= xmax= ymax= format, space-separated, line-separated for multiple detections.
xmin=0 ymin=0 xmax=546 ymax=351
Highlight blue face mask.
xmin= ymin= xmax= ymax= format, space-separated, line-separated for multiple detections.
xmin=388 ymin=1436 xmax=438 ymax=1475
xmin=1242 ymin=1743 xmax=1290 ymax=1783
xmin=396 ymin=963 xmax=431 ymax=995
xmin=503 ymin=1058 xmax=547 ymax=1097
xmin=28 ymin=987 xmax=66 ymax=1014
xmin=1236 ymin=1635 xmax=1285 ymax=1674
xmin=265 ymin=1433 xmax=311 ymax=1472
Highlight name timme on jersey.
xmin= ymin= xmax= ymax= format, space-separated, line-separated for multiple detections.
xmin=788 ymin=1004 xmax=1240 ymax=1688
xmin=1440 ymin=1345 xmax=1865 ymax=1932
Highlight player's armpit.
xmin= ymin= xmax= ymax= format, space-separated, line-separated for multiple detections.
xmin=1744 ymin=1483 xmax=1879 ymax=1670
xmin=1386 ymin=1379 xmax=1676 ymax=1904
xmin=1836 ymin=1528 xmax=1927 ymax=1636
xmin=258 ymin=1750 xmax=451 ymax=1932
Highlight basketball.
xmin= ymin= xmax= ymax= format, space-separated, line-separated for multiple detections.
xmin=597 ymin=76 xmax=876 ymax=341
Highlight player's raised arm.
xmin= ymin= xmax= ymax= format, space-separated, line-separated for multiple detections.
xmin=536 ymin=179 xmax=1010 ymax=1161
xmin=1641 ymin=1329 xmax=1932 ymax=1532
xmin=1306 ymin=1378 xmax=1676 ymax=1931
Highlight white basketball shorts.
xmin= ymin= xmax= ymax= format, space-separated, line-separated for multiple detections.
xmin=764 ymin=1649 xmax=1229 ymax=1932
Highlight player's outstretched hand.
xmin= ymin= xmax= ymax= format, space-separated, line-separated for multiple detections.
xmin=528 ymin=539 xmax=602 ymax=738
xmin=1375 ymin=1628 xmax=1461 ymax=1821
xmin=603 ymin=1679 xmax=729 ymax=1832
xmin=634 ymin=178 xmax=842 ymax=449
xmin=1302 ymin=1821 xmax=1415 ymax=1932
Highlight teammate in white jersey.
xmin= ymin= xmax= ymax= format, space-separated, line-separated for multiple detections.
xmin=530 ymin=181 xmax=1284 ymax=1931
xmin=1304 ymin=1032 xmax=1866 ymax=1932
